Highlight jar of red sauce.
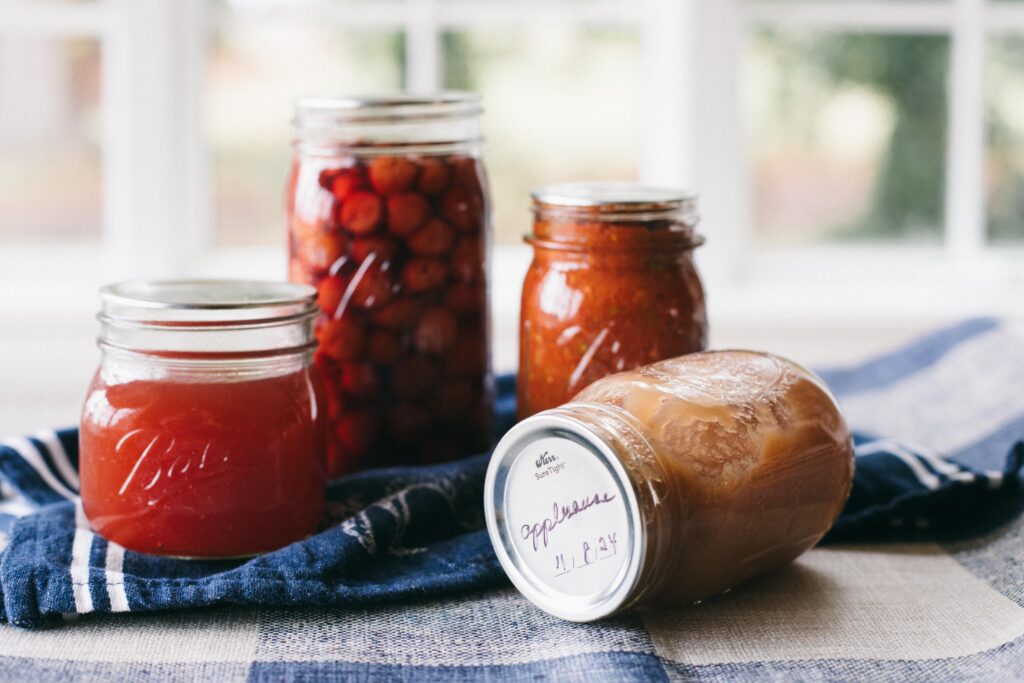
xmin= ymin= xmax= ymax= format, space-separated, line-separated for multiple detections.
xmin=287 ymin=94 xmax=492 ymax=476
xmin=79 ymin=280 xmax=327 ymax=559
xmin=518 ymin=183 xmax=707 ymax=420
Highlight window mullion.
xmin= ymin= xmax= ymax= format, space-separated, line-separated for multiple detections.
xmin=435 ymin=1 xmax=638 ymax=27
xmin=405 ymin=0 xmax=441 ymax=93
xmin=744 ymin=1 xmax=952 ymax=33
xmin=640 ymin=0 xmax=694 ymax=188
xmin=690 ymin=0 xmax=749 ymax=285
xmin=945 ymin=0 xmax=987 ymax=258
xmin=101 ymin=0 xmax=209 ymax=279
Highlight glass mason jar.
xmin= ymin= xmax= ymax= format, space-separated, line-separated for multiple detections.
xmin=79 ymin=280 xmax=327 ymax=559
xmin=288 ymin=93 xmax=493 ymax=476
xmin=518 ymin=182 xmax=707 ymax=420
xmin=485 ymin=350 xmax=855 ymax=622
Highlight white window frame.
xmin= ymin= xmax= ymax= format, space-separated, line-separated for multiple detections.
xmin=2 ymin=0 xmax=1023 ymax=322
xmin=725 ymin=0 xmax=1024 ymax=322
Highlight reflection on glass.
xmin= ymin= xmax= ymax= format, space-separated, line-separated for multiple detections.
xmin=987 ymin=37 xmax=1024 ymax=243
xmin=0 ymin=37 xmax=102 ymax=243
xmin=208 ymin=23 xmax=403 ymax=246
xmin=442 ymin=28 xmax=642 ymax=245
xmin=748 ymin=31 xmax=949 ymax=244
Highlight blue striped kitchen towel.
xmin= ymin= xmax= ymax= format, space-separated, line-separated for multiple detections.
xmin=0 ymin=319 xmax=1021 ymax=630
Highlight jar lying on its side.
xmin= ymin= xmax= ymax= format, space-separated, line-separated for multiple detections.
xmin=80 ymin=280 xmax=327 ymax=559
xmin=485 ymin=350 xmax=855 ymax=622
xmin=518 ymin=182 xmax=707 ymax=420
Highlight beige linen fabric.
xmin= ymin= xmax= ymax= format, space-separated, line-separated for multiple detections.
xmin=3 ymin=541 xmax=1021 ymax=669
xmin=0 ymin=608 xmax=262 ymax=663
xmin=643 ymin=543 xmax=1024 ymax=665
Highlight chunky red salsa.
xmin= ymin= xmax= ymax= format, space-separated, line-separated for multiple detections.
xmin=517 ymin=185 xmax=707 ymax=419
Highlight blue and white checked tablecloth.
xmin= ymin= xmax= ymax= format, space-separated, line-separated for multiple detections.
xmin=1 ymin=318 xmax=1023 ymax=681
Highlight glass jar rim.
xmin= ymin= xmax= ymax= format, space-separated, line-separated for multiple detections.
xmin=294 ymin=92 xmax=482 ymax=124
xmin=100 ymin=279 xmax=318 ymax=325
xmin=97 ymin=280 xmax=319 ymax=357
xmin=525 ymin=233 xmax=705 ymax=253
xmin=529 ymin=181 xmax=704 ymax=250
xmin=292 ymin=92 xmax=484 ymax=153
xmin=532 ymin=181 xmax=696 ymax=215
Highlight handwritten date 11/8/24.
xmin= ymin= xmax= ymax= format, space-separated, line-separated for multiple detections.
xmin=553 ymin=532 xmax=618 ymax=577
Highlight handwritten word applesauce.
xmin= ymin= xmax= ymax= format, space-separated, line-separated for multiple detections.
xmin=506 ymin=436 xmax=631 ymax=597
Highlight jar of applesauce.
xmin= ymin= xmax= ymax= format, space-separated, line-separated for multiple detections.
xmin=518 ymin=182 xmax=706 ymax=420
xmin=485 ymin=351 xmax=854 ymax=622
xmin=288 ymin=94 xmax=492 ymax=476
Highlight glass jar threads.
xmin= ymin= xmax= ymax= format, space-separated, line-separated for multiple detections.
xmin=79 ymin=280 xmax=327 ymax=559
xmin=485 ymin=351 xmax=855 ymax=622
xmin=288 ymin=93 xmax=493 ymax=477
xmin=518 ymin=182 xmax=707 ymax=420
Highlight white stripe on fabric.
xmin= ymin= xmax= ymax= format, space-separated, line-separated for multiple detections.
xmin=0 ymin=437 xmax=77 ymax=500
xmin=882 ymin=438 xmax=977 ymax=484
xmin=839 ymin=325 xmax=1024 ymax=455
xmin=854 ymin=439 xmax=896 ymax=457
xmin=105 ymin=541 xmax=130 ymax=612
xmin=71 ymin=501 xmax=95 ymax=614
xmin=915 ymin=449 xmax=976 ymax=484
xmin=857 ymin=438 xmax=966 ymax=489
xmin=985 ymin=471 xmax=1005 ymax=489
xmin=0 ymin=496 xmax=34 ymax=517
xmin=889 ymin=448 xmax=942 ymax=490
xmin=33 ymin=429 xmax=79 ymax=491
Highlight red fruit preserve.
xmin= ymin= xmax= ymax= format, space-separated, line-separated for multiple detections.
xmin=288 ymin=94 xmax=493 ymax=477
xmin=79 ymin=281 xmax=327 ymax=558
xmin=518 ymin=183 xmax=707 ymax=419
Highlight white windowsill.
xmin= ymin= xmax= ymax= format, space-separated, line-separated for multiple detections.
xmin=1 ymin=242 xmax=1019 ymax=435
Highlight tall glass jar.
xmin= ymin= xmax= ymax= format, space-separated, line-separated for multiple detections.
xmin=288 ymin=94 xmax=493 ymax=477
xmin=80 ymin=280 xmax=327 ymax=559
xmin=518 ymin=182 xmax=707 ymax=420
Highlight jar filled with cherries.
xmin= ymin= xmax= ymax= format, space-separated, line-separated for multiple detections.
xmin=288 ymin=94 xmax=492 ymax=476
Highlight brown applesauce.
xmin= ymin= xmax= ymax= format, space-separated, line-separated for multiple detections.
xmin=485 ymin=350 xmax=854 ymax=622
xmin=517 ymin=183 xmax=707 ymax=420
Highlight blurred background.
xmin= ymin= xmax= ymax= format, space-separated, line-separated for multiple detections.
xmin=1 ymin=0 xmax=1022 ymax=433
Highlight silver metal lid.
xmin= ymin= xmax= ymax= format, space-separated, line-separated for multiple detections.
xmin=294 ymin=92 xmax=481 ymax=124
xmin=292 ymin=92 xmax=484 ymax=152
xmin=532 ymin=181 xmax=695 ymax=212
xmin=484 ymin=412 xmax=646 ymax=622
xmin=98 ymin=280 xmax=319 ymax=354
xmin=100 ymin=280 xmax=318 ymax=324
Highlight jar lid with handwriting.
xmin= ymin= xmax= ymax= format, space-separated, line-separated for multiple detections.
xmin=483 ymin=412 xmax=648 ymax=622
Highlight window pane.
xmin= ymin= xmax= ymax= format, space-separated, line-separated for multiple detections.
xmin=442 ymin=27 xmax=642 ymax=245
xmin=0 ymin=37 xmax=101 ymax=243
xmin=747 ymin=31 xmax=949 ymax=244
xmin=208 ymin=21 xmax=403 ymax=246
xmin=987 ymin=37 xmax=1024 ymax=244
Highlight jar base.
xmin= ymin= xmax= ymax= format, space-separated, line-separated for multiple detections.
xmin=87 ymin=527 xmax=316 ymax=561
